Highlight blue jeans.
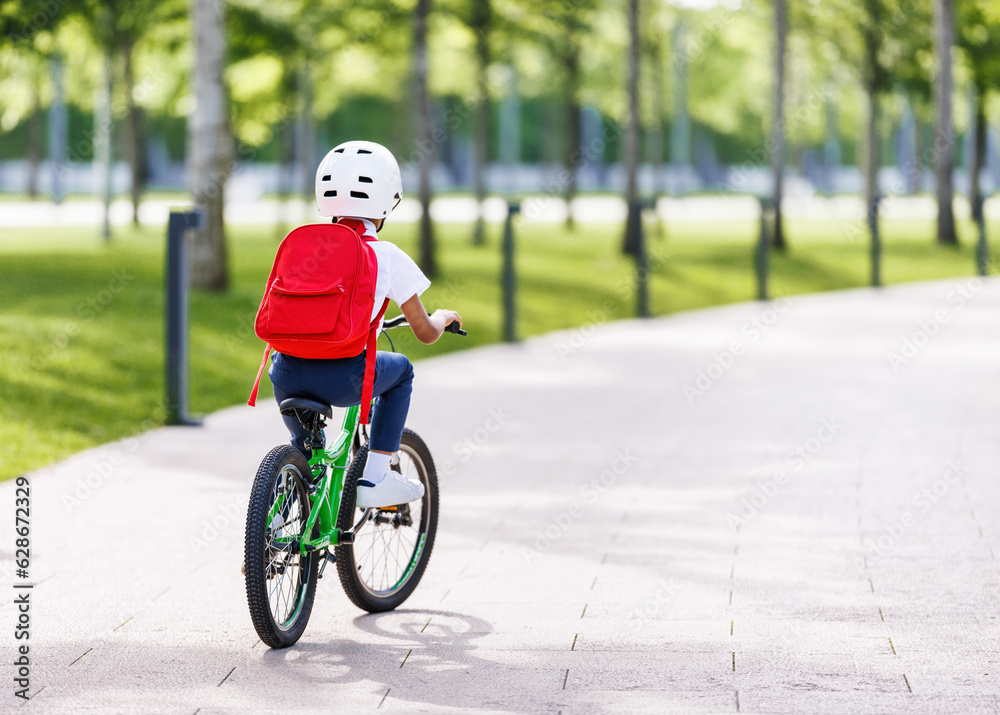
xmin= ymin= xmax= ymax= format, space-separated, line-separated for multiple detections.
xmin=269 ymin=351 xmax=414 ymax=455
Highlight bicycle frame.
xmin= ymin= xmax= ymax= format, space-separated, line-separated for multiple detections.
xmin=268 ymin=315 xmax=455 ymax=557
xmin=268 ymin=404 xmax=362 ymax=556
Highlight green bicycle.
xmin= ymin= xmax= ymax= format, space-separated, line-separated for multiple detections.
xmin=243 ymin=316 xmax=464 ymax=648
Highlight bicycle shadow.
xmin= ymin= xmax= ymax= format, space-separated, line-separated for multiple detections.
xmin=259 ymin=608 xmax=519 ymax=709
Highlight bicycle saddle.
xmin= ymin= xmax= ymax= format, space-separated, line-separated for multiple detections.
xmin=278 ymin=397 xmax=333 ymax=419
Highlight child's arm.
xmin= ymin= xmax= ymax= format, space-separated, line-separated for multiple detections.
xmin=399 ymin=294 xmax=462 ymax=345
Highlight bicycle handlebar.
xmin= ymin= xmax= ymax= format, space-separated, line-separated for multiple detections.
xmin=382 ymin=315 xmax=408 ymax=330
xmin=381 ymin=314 xmax=466 ymax=336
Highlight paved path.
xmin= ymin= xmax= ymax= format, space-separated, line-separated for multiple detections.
xmin=2 ymin=277 xmax=999 ymax=714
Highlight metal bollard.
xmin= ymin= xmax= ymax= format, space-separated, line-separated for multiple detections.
xmin=633 ymin=198 xmax=651 ymax=318
xmin=869 ymin=193 xmax=882 ymax=287
xmin=166 ymin=208 xmax=205 ymax=426
xmin=755 ymin=196 xmax=771 ymax=301
xmin=502 ymin=202 xmax=520 ymax=343
xmin=975 ymin=194 xmax=990 ymax=277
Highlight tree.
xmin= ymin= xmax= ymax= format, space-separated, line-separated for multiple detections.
xmin=225 ymin=0 xmax=310 ymax=237
xmin=121 ymin=33 xmax=147 ymax=225
xmin=25 ymin=60 xmax=44 ymax=199
xmin=1 ymin=2 xmax=59 ymax=200
xmin=189 ymin=0 xmax=231 ymax=290
xmin=934 ymin=0 xmax=957 ymax=245
xmin=957 ymin=0 xmax=1000 ymax=225
xmin=563 ymin=45 xmax=582 ymax=229
xmin=506 ymin=0 xmax=599 ymax=230
xmin=414 ymin=0 xmax=437 ymax=277
xmin=860 ymin=0 xmax=885 ymax=275
xmin=75 ymin=0 xmax=172 ymax=226
xmin=772 ymin=0 xmax=787 ymax=251
xmin=799 ymin=0 xmax=931 ymax=279
xmin=547 ymin=0 xmax=597 ymax=230
xmin=95 ymin=51 xmax=112 ymax=239
xmin=466 ymin=0 xmax=491 ymax=245
xmin=621 ymin=0 xmax=641 ymax=255
xmin=645 ymin=10 xmax=667 ymax=201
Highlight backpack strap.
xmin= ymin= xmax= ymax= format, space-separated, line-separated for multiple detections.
xmin=337 ymin=217 xmax=378 ymax=241
xmin=359 ymin=298 xmax=390 ymax=425
xmin=248 ymin=344 xmax=272 ymax=407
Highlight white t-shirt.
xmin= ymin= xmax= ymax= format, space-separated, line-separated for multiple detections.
xmin=352 ymin=218 xmax=431 ymax=325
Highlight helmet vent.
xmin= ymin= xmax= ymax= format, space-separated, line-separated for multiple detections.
xmin=350 ymin=191 xmax=369 ymax=199
xmin=358 ymin=176 xmax=373 ymax=183
xmin=333 ymin=148 xmax=345 ymax=153
xmin=323 ymin=190 xmax=337 ymax=197
xmin=356 ymin=149 xmax=372 ymax=154
xmin=321 ymin=174 xmax=331 ymax=181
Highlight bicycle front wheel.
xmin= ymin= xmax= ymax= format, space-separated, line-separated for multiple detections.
xmin=244 ymin=445 xmax=319 ymax=648
xmin=335 ymin=428 xmax=439 ymax=612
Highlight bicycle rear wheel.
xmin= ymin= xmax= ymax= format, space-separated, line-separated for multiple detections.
xmin=335 ymin=429 xmax=439 ymax=612
xmin=244 ymin=445 xmax=319 ymax=648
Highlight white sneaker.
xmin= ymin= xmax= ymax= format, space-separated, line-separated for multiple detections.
xmin=357 ymin=470 xmax=425 ymax=508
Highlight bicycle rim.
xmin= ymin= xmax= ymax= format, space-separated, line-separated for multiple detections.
xmin=264 ymin=464 xmax=311 ymax=629
xmin=353 ymin=442 xmax=431 ymax=597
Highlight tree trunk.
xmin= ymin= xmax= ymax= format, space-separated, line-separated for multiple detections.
xmin=189 ymin=0 xmax=230 ymax=290
xmin=49 ymin=56 xmax=67 ymax=205
xmin=414 ymin=0 xmax=437 ymax=277
xmin=563 ymin=45 xmax=581 ymax=231
xmin=864 ymin=79 xmax=880 ymax=286
xmin=897 ymin=98 xmax=917 ymax=195
xmin=497 ymin=67 xmax=520 ymax=187
xmin=122 ymin=38 xmax=145 ymax=226
xmin=296 ymin=63 xmax=316 ymax=199
xmin=26 ymin=80 xmax=42 ymax=199
xmin=650 ymin=26 xmax=666 ymax=239
xmin=771 ymin=0 xmax=786 ymax=251
xmin=276 ymin=123 xmax=294 ymax=240
xmin=621 ymin=0 xmax=641 ymax=256
xmin=823 ymin=90 xmax=839 ymax=196
xmin=95 ymin=51 xmax=113 ymax=240
xmin=863 ymin=0 xmax=880 ymax=260
xmin=970 ymin=88 xmax=986 ymax=224
xmin=650 ymin=28 xmax=665 ymax=193
xmin=670 ymin=20 xmax=690 ymax=169
xmin=471 ymin=0 xmax=490 ymax=246
xmin=933 ymin=0 xmax=957 ymax=245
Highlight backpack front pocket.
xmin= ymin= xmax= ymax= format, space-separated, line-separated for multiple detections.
xmin=264 ymin=278 xmax=346 ymax=335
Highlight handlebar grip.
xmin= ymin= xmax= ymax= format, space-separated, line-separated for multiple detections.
xmin=445 ymin=321 xmax=467 ymax=336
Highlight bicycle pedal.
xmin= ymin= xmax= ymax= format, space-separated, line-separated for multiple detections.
xmin=318 ymin=550 xmax=335 ymax=580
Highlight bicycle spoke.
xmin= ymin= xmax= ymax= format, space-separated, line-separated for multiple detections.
xmin=264 ymin=466 xmax=309 ymax=627
xmin=343 ymin=439 xmax=433 ymax=604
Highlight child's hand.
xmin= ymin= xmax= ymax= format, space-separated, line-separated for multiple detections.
xmin=400 ymin=295 xmax=462 ymax=344
xmin=432 ymin=309 xmax=462 ymax=331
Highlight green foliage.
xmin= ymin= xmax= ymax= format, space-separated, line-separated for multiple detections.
xmin=958 ymin=0 xmax=1000 ymax=94
xmin=1 ymin=0 xmax=999 ymax=184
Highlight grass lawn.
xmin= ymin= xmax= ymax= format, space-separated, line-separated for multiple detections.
xmin=0 ymin=215 xmax=991 ymax=480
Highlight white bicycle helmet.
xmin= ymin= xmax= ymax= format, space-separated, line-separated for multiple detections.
xmin=315 ymin=140 xmax=403 ymax=221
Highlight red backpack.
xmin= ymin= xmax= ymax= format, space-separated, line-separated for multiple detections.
xmin=247 ymin=219 xmax=389 ymax=424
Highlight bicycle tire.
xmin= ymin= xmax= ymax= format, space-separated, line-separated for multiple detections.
xmin=244 ymin=445 xmax=320 ymax=648
xmin=335 ymin=429 xmax=439 ymax=612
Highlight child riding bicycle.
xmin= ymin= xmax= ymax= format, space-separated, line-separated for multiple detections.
xmin=265 ymin=141 xmax=462 ymax=509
